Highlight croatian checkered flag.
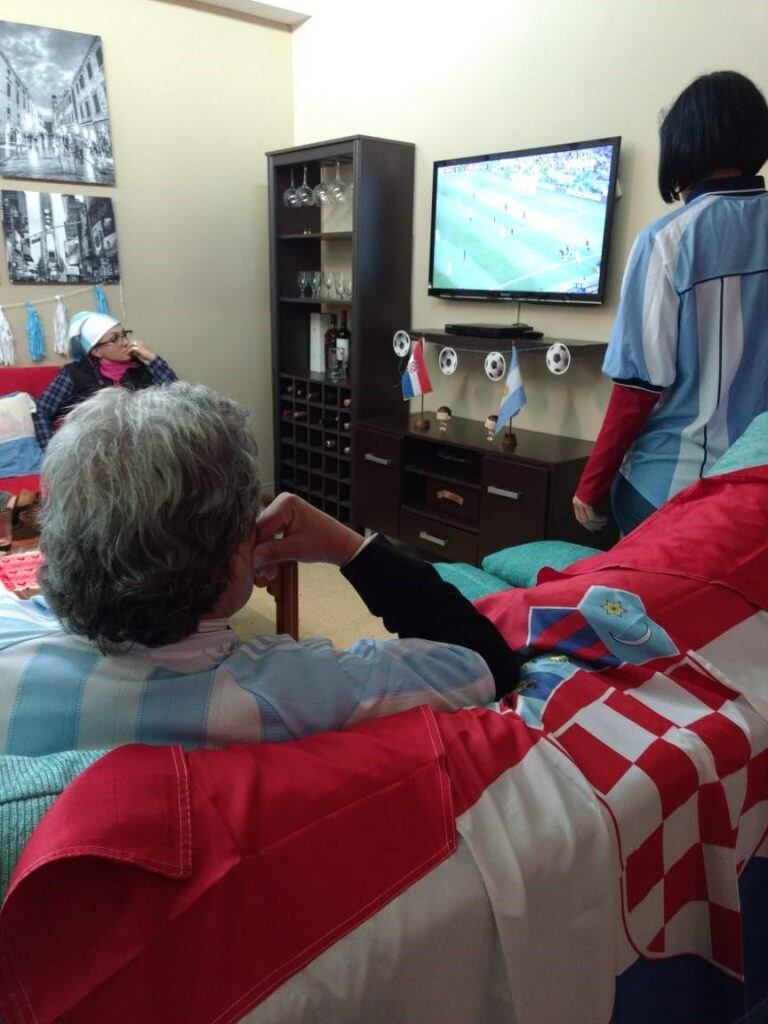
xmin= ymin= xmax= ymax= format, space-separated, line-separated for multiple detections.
xmin=401 ymin=338 xmax=433 ymax=399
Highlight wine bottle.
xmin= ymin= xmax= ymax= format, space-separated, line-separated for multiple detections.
xmin=292 ymin=409 xmax=307 ymax=421
xmin=324 ymin=314 xmax=338 ymax=377
xmin=342 ymin=445 xmax=351 ymax=456
xmin=342 ymin=396 xmax=352 ymax=408
xmin=340 ymin=418 xmax=351 ymax=432
xmin=324 ymin=438 xmax=337 ymax=451
xmin=307 ymin=387 xmax=320 ymax=401
xmin=335 ymin=309 xmax=350 ymax=378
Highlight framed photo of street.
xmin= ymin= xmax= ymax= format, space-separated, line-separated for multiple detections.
xmin=0 ymin=20 xmax=115 ymax=186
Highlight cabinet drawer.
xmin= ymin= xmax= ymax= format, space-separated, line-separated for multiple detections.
xmin=400 ymin=509 xmax=478 ymax=564
xmin=424 ymin=478 xmax=480 ymax=524
xmin=352 ymin=427 xmax=403 ymax=535
xmin=479 ymin=457 xmax=549 ymax=555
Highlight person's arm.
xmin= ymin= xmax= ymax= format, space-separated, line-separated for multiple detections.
xmin=32 ymin=371 xmax=75 ymax=450
xmin=251 ymin=494 xmax=523 ymax=699
xmin=573 ymin=382 xmax=661 ymax=528
xmin=127 ymin=338 xmax=178 ymax=383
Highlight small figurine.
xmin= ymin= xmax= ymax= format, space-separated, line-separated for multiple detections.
xmin=436 ymin=405 xmax=452 ymax=432
xmin=484 ymin=414 xmax=498 ymax=441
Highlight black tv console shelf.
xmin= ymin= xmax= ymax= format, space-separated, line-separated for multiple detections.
xmin=409 ymin=329 xmax=607 ymax=355
xmin=352 ymin=412 xmax=618 ymax=565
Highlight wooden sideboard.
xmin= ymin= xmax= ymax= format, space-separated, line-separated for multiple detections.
xmin=353 ymin=412 xmax=617 ymax=564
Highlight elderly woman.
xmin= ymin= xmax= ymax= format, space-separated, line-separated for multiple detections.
xmin=573 ymin=71 xmax=768 ymax=535
xmin=0 ymin=382 xmax=522 ymax=755
xmin=32 ymin=310 xmax=178 ymax=449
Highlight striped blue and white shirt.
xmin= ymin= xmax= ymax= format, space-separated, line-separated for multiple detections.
xmin=0 ymin=590 xmax=494 ymax=756
xmin=603 ymin=176 xmax=768 ymax=508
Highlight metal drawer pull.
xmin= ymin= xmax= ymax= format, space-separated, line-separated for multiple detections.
xmin=419 ymin=530 xmax=448 ymax=547
xmin=437 ymin=489 xmax=465 ymax=507
xmin=364 ymin=453 xmax=392 ymax=466
xmin=487 ymin=485 xmax=521 ymax=501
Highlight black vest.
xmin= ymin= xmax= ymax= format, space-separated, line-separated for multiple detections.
xmin=63 ymin=357 xmax=154 ymax=413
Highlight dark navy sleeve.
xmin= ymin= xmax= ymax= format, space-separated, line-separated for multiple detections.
xmin=33 ymin=370 xmax=75 ymax=450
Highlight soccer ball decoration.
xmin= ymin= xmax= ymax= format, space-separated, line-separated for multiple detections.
xmin=438 ymin=347 xmax=458 ymax=375
xmin=484 ymin=351 xmax=506 ymax=381
xmin=392 ymin=330 xmax=412 ymax=357
xmin=546 ymin=342 xmax=571 ymax=375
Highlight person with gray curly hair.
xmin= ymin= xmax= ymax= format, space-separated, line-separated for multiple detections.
xmin=0 ymin=382 xmax=522 ymax=755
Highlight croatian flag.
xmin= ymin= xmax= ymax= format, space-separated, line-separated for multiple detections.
xmin=401 ymin=338 xmax=433 ymax=399
xmin=495 ymin=346 xmax=526 ymax=434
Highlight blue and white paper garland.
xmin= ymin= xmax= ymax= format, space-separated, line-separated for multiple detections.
xmin=0 ymin=285 xmax=111 ymax=365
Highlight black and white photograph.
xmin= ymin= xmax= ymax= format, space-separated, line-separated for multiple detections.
xmin=2 ymin=189 xmax=120 ymax=283
xmin=0 ymin=20 xmax=115 ymax=185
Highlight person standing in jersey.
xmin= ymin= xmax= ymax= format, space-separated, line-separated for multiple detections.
xmin=573 ymin=71 xmax=768 ymax=535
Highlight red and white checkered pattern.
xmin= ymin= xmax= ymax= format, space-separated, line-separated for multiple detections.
xmin=543 ymin=654 xmax=768 ymax=977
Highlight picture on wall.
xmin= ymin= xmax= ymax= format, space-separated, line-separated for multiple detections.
xmin=2 ymin=189 xmax=120 ymax=284
xmin=0 ymin=20 xmax=115 ymax=185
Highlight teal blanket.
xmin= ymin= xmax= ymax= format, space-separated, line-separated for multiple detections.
xmin=0 ymin=749 xmax=105 ymax=900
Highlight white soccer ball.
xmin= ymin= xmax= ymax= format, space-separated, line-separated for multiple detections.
xmin=484 ymin=351 xmax=506 ymax=381
xmin=393 ymin=330 xmax=411 ymax=357
xmin=439 ymin=347 xmax=458 ymax=375
xmin=546 ymin=342 xmax=571 ymax=375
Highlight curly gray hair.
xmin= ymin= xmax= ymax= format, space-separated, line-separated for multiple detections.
xmin=39 ymin=381 xmax=261 ymax=649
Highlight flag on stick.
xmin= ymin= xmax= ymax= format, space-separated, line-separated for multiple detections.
xmin=495 ymin=347 xmax=526 ymax=434
xmin=401 ymin=338 xmax=433 ymax=399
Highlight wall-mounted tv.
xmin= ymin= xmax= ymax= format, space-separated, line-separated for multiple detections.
xmin=428 ymin=136 xmax=621 ymax=305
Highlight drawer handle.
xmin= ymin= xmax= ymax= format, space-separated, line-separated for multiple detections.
xmin=437 ymin=489 xmax=465 ymax=507
xmin=419 ymin=530 xmax=448 ymax=548
xmin=364 ymin=453 xmax=392 ymax=466
xmin=487 ymin=484 xmax=521 ymax=501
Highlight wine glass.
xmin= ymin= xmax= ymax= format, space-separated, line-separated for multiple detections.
xmin=296 ymin=165 xmax=313 ymax=207
xmin=322 ymin=270 xmax=335 ymax=299
xmin=312 ymin=165 xmax=332 ymax=206
xmin=335 ymin=273 xmax=345 ymax=301
xmin=297 ymin=270 xmax=309 ymax=298
xmin=283 ymin=168 xmax=299 ymax=207
xmin=342 ymin=276 xmax=353 ymax=301
xmin=330 ymin=162 xmax=350 ymax=204
xmin=310 ymin=271 xmax=321 ymax=299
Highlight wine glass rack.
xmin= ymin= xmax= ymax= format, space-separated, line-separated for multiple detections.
xmin=267 ymin=135 xmax=415 ymax=525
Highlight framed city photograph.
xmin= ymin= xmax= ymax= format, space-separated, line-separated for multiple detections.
xmin=2 ymin=189 xmax=120 ymax=283
xmin=0 ymin=20 xmax=115 ymax=185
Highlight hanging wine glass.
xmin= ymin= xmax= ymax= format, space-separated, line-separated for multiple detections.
xmin=296 ymin=165 xmax=313 ymax=206
xmin=330 ymin=161 xmax=350 ymax=204
xmin=283 ymin=168 xmax=299 ymax=208
xmin=312 ymin=164 xmax=332 ymax=206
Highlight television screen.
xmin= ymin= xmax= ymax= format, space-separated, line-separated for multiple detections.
xmin=428 ymin=136 xmax=621 ymax=305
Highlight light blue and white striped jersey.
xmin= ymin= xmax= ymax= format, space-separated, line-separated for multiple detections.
xmin=603 ymin=177 xmax=768 ymax=508
xmin=0 ymin=589 xmax=494 ymax=756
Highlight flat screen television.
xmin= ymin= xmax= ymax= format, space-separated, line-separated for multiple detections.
xmin=428 ymin=136 xmax=621 ymax=305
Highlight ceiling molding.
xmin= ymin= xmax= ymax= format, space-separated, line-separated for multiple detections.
xmin=154 ymin=0 xmax=311 ymax=28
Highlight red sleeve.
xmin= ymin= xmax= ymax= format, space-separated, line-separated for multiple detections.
xmin=575 ymin=383 xmax=660 ymax=507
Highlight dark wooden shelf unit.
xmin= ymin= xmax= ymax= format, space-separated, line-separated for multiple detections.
xmin=353 ymin=411 xmax=617 ymax=563
xmin=267 ymin=135 xmax=415 ymax=522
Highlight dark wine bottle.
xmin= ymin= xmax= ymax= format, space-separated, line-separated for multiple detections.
xmin=324 ymin=314 xmax=338 ymax=377
xmin=335 ymin=309 xmax=350 ymax=378
xmin=324 ymin=438 xmax=337 ymax=450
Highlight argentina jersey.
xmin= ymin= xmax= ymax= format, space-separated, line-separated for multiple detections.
xmin=603 ymin=179 xmax=768 ymax=508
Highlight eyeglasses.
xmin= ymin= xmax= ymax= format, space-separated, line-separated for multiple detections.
xmin=94 ymin=328 xmax=132 ymax=348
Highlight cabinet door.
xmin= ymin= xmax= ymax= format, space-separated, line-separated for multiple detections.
xmin=479 ymin=456 xmax=549 ymax=558
xmin=352 ymin=427 xmax=403 ymax=536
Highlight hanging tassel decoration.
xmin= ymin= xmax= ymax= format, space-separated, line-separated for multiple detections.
xmin=53 ymin=296 xmax=69 ymax=355
xmin=0 ymin=307 xmax=15 ymax=367
xmin=93 ymin=285 xmax=109 ymax=314
xmin=26 ymin=303 xmax=46 ymax=362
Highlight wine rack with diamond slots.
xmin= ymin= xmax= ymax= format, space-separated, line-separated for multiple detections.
xmin=267 ymin=135 xmax=415 ymax=523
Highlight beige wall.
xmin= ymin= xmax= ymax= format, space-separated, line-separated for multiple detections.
xmin=0 ymin=0 xmax=294 ymax=483
xmin=292 ymin=0 xmax=768 ymax=440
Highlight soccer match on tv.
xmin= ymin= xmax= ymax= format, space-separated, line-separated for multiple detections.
xmin=430 ymin=143 xmax=616 ymax=298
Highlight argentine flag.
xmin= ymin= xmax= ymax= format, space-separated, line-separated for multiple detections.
xmin=495 ymin=347 xmax=526 ymax=434
xmin=401 ymin=338 xmax=433 ymax=399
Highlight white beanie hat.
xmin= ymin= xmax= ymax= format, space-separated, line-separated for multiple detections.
xmin=67 ymin=311 xmax=121 ymax=359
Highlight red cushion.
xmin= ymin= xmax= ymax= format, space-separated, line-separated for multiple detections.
xmin=0 ymin=365 xmax=59 ymax=400
xmin=1 ymin=473 xmax=41 ymax=496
